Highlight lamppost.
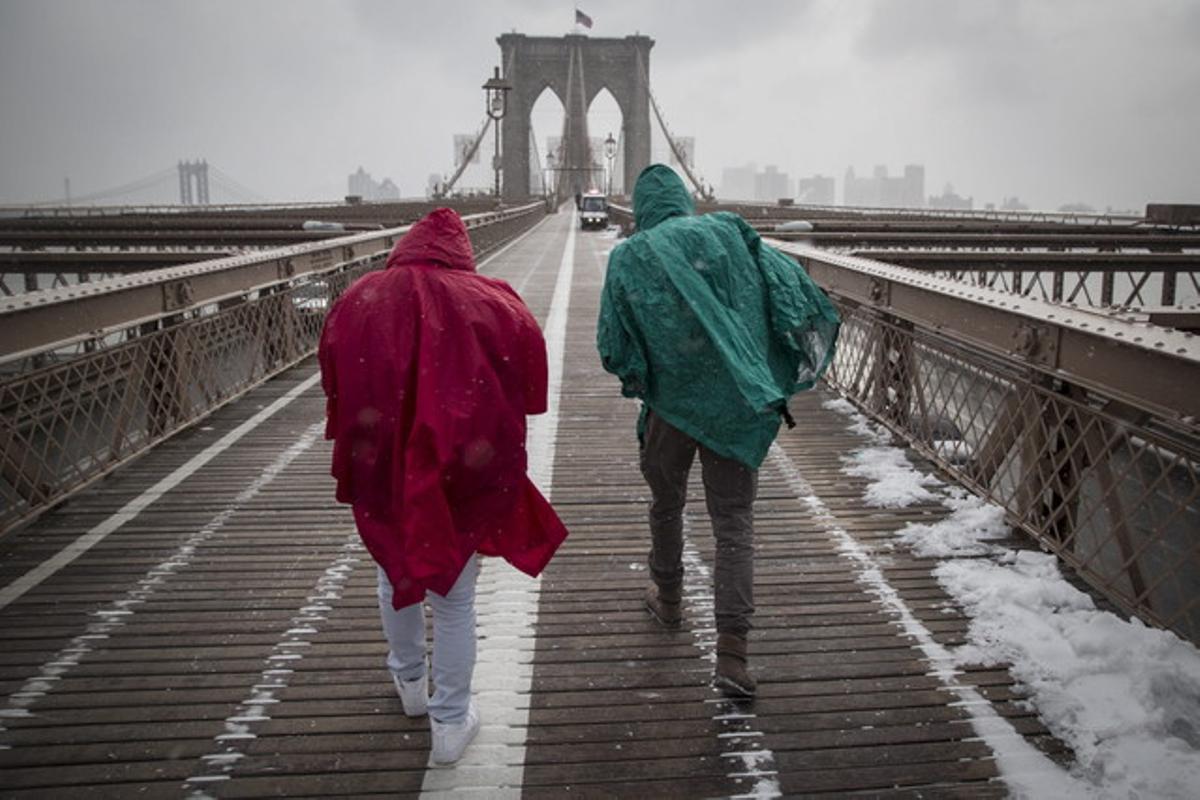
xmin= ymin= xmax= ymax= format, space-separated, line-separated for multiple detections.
xmin=545 ymin=152 xmax=556 ymax=198
xmin=603 ymin=132 xmax=617 ymax=197
xmin=482 ymin=66 xmax=513 ymax=200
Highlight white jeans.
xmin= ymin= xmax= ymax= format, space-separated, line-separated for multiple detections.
xmin=376 ymin=557 xmax=479 ymax=724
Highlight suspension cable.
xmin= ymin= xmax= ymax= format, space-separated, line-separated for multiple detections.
xmin=441 ymin=51 xmax=516 ymax=198
xmin=440 ymin=116 xmax=492 ymax=197
xmin=529 ymin=124 xmax=544 ymax=194
xmin=635 ymin=53 xmax=713 ymax=200
xmin=208 ymin=166 xmax=270 ymax=204
xmin=26 ymin=167 xmax=177 ymax=206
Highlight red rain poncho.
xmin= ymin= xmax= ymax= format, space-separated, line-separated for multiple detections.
xmin=319 ymin=208 xmax=567 ymax=608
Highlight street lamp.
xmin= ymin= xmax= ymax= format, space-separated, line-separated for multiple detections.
xmin=603 ymin=132 xmax=617 ymax=197
xmin=482 ymin=66 xmax=513 ymax=200
xmin=545 ymin=152 xmax=556 ymax=198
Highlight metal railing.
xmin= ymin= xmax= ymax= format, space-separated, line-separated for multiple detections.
xmin=834 ymin=252 xmax=1200 ymax=310
xmin=703 ymin=199 xmax=1149 ymax=227
xmin=801 ymin=249 xmax=1200 ymax=312
xmin=0 ymin=196 xmax=454 ymax=218
xmin=612 ymin=202 xmax=1200 ymax=313
xmin=0 ymin=203 xmax=546 ymax=534
xmin=609 ymin=208 xmax=1200 ymax=642
xmin=772 ymin=242 xmax=1200 ymax=646
xmin=610 ymin=201 xmax=1199 ymax=642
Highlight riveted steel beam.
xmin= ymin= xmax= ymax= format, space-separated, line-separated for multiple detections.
xmin=0 ymin=203 xmax=544 ymax=363
xmin=772 ymin=241 xmax=1200 ymax=423
xmin=848 ymin=251 xmax=1200 ymax=271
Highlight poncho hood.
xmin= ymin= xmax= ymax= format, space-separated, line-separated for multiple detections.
xmin=386 ymin=207 xmax=476 ymax=271
xmin=633 ymin=164 xmax=695 ymax=232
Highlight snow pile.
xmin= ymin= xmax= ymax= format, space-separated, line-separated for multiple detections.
xmin=895 ymin=488 xmax=1009 ymax=557
xmin=841 ymin=445 xmax=941 ymax=507
xmin=822 ymin=397 xmax=889 ymax=444
xmin=940 ymin=552 xmax=1200 ymax=799
xmin=822 ymin=396 xmax=1200 ymax=799
xmin=824 ymin=399 xmax=941 ymax=508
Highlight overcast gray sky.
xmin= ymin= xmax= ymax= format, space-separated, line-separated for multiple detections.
xmin=1 ymin=0 xmax=1197 ymax=211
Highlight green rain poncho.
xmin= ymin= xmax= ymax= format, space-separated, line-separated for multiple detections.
xmin=597 ymin=165 xmax=840 ymax=468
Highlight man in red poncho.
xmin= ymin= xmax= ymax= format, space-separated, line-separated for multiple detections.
xmin=319 ymin=208 xmax=567 ymax=765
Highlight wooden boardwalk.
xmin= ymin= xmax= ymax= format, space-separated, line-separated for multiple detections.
xmin=0 ymin=212 xmax=1068 ymax=797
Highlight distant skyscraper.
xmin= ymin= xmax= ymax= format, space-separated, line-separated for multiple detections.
xmin=843 ymin=163 xmax=925 ymax=208
xmin=755 ymin=165 xmax=789 ymax=202
xmin=348 ymin=166 xmax=375 ymax=200
xmin=902 ymin=165 xmax=924 ymax=208
xmin=587 ymin=136 xmax=605 ymax=190
xmin=377 ymin=178 xmax=400 ymax=201
xmin=797 ymin=175 xmax=835 ymax=205
xmin=929 ymin=183 xmax=973 ymax=210
xmin=720 ymin=163 xmax=757 ymax=201
xmin=612 ymin=135 xmax=625 ymax=195
xmin=348 ymin=166 xmax=400 ymax=201
xmin=844 ymin=166 xmax=875 ymax=206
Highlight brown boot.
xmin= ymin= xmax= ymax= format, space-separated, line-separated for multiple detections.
xmin=644 ymin=583 xmax=682 ymax=628
xmin=714 ymin=632 xmax=756 ymax=697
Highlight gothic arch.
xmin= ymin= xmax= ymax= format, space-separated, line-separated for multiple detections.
xmin=587 ymin=87 xmax=625 ymax=194
xmin=498 ymin=33 xmax=653 ymax=200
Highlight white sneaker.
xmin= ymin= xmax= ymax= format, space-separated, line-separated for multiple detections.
xmin=392 ymin=673 xmax=428 ymax=717
xmin=430 ymin=699 xmax=480 ymax=766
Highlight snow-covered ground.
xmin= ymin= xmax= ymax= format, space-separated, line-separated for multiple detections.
xmin=823 ymin=397 xmax=1200 ymax=799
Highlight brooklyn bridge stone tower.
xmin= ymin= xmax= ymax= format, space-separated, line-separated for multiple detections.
xmin=498 ymin=33 xmax=654 ymax=200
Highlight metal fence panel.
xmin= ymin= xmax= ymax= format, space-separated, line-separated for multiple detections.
xmin=788 ymin=245 xmax=1200 ymax=646
xmin=0 ymin=205 xmax=545 ymax=534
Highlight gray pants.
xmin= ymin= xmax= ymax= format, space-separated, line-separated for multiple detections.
xmin=640 ymin=409 xmax=757 ymax=636
xmin=377 ymin=557 xmax=479 ymax=723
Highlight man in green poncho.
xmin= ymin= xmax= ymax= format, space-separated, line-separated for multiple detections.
xmin=597 ymin=164 xmax=840 ymax=697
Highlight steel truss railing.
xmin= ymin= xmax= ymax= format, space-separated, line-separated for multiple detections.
xmin=843 ymin=256 xmax=1200 ymax=312
xmin=758 ymin=228 xmax=1200 ymax=313
xmin=772 ymin=243 xmax=1200 ymax=311
xmin=771 ymin=241 xmax=1200 ymax=646
xmin=0 ymin=203 xmax=546 ymax=534
xmin=708 ymin=198 xmax=1148 ymax=226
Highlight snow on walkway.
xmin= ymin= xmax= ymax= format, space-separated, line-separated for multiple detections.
xmin=823 ymin=397 xmax=1200 ymax=799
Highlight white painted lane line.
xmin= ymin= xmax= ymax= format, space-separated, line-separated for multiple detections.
xmin=512 ymin=228 xmax=559 ymax=295
xmin=767 ymin=443 xmax=1086 ymax=799
xmin=420 ymin=214 xmax=574 ymax=797
xmin=184 ymin=533 xmax=365 ymax=795
xmin=0 ymin=215 xmax=543 ymax=614
xmin=478 ymin=213 xmax=550 ymax=274
xmin=0 ymin=372 xmax=323 ymax=612
xmin=0 ymin=422 xmax=325 ymax=749
xmin=679 ymin=528 xmax=782 ymax=799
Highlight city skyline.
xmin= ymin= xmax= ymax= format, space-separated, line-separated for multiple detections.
xmin=2 ymin=1 xmax=1197 ymax=212
xmin=715 ymin=158 xmax=1133 ymax=214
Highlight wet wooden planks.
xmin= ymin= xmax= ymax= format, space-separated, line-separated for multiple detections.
xmin=519 ymin=223 xmax=1060 ymax=796
xmin=0 ymin=212 xmax=1073 ymax=797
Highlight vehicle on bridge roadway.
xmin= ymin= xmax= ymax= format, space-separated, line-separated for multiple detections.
xmin=578 ymin=192 xmax=609 ymax=230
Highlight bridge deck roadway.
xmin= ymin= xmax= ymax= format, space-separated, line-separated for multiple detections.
xmin=0 ymin=212 xmax=1067 ymax=797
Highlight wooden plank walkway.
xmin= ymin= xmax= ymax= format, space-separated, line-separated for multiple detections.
xmin=0 ymin=211 xmax=1068 ymax=797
